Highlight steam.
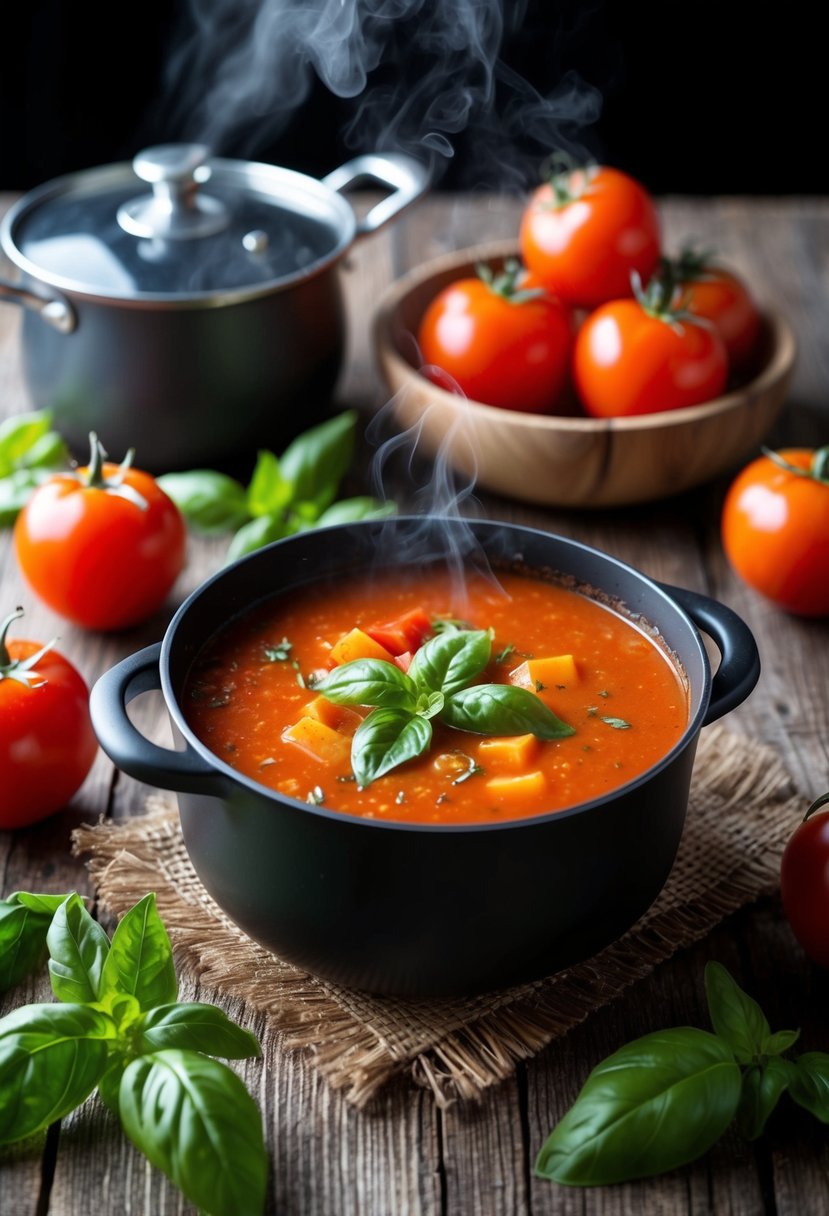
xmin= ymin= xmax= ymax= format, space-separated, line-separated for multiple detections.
xmin=363 ymin=395 xmax=505 ymax=613
xmin=157 ymin=0 xmax=602 ymax=190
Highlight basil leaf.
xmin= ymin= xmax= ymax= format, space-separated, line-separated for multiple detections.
xmin=156 ymin=470 xmax=250 ymax=534
xmin=0 ymin=893 xmax=69 ymax=994
xmin=415 ymin=689 xmax=445 ymax=719
xmin=136 ymin=1003 xmax=261 ymax=1059
xmin=118 ymin=1049 xmax=267 ymax=1216
xmin=99 ymin=893 xmax=177 ymax=1011
xmin=6 ymin=892 xmax=71 ymax=916
xmin=47 ymin=894 xmax=110 ymax=1004
xmin=314 ymin=496 xmax=396 ymax=527
xmin=18 ymin=430 xmax=67 ymax=471
xmin=762 ymin=1028 xmax=800 ymax=1056
xmin=352 ymin=708 xmax=432 ymax=785
xmin=786 ymin=1052 xmax=829 ymax=1122
xmin=736 ymin=1057 xmax=790 ymax=1140
xmin=442 ymin=684 xmax=575 ymax=739
xmin=0 ymin=1003 xmax=112 ymax=1144
xmin=0 ymin=411 xmax=56 ymax=476
xmin=535 ymin=1028 xmax=741 ymax=1185
xmin=317 ymin=659 xmax=417 ymax=711
xmin=98 ymin=1056 xmax=128 ymax=1115
xmin=246 ymin=449 xmax=293 ymax=518
xmin=704 ymin=961 xmax=771 ymax=1064
xmin=0 ymin=467 xmax=54 ymax=525
xmin=279 ymin=409 xmax=356 ymax=511
xmin=225 ymin=513 xmax=292 ymax=563
xmin=409 ymin=629 xmax=491 ymax=696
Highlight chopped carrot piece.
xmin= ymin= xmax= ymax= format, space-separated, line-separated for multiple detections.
xmin=485 ymin=771 xmax=547 ymax=800
xmin=508 ymin=651 xmax=578 ymax=700
xmin=365 ymin=607 xmax=432 ymax=656
xmin=300 ymin=696 xmax=362 ymax=735
xmin=281 ymin=718 xmax=352 ymax=765
xmin=478 ymin=733 xmax=540 ymax=768
xmin=329 ymin=627 xmax=395 ymax=666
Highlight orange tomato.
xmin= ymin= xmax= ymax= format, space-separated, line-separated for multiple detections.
xmin=666 ymin=250 xmax=762 ymax=374
xmin=14 ymin=434 xmax=186 ymax=631
xmin=417 ymin=260 xmax=573 ymax=412
xmin=572 ymin=297 xmax=728 ymax=417
xmin=0 ymin=607 xmax=97 ymax=828
xmin=721 ymin=447 xmax=829 ymax=616
xmin=519 ymin=165 xmax=661 ymax=310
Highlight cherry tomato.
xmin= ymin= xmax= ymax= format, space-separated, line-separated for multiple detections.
xmin=721 ymin=447 xmax=829 ymax=617
xmin=780 ymin=794 xmax=829 ymax=967
xmin=417 ymin=260 xmax=573 ymax=413
xmin=0 ymin=607 xmax=98 ymax=829
xmin=519 ymin=164 xmax=661 ymax=310
xmin=572 ymin=288 xmax=729 ymax=417
xmin=14 ymin=434 xmax=187 ymax=631
xmin=666 ymin=248 xmax=763 ymax=375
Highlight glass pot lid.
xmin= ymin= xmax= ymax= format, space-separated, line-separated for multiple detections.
xmin=1 ymin=144 xmax=356 ymax=302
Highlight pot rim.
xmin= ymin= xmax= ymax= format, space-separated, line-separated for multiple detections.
xmin=157 ymin=517 xmax=713 ymax=833
xmin=0 ymin=157 xmax=358 ymax=307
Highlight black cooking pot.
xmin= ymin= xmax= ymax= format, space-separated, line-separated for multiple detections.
xmin=89 ymin=517 xmax=760 ymax=998
xmin=0 ymin=144 xmax=429 ymax=472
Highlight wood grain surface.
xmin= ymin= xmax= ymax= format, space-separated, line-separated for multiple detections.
xmin=1 ymin=191 xmax=829 ymax=1216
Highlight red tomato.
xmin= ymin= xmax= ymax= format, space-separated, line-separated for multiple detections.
xmin=572 ymin=296 xmax=729 ymax=417
xmin=14 ymin=435 xmax=187 ymax=631
xmin=519 ymin=165 xmax=661 ymax=310
xmin=721 ymin=447 xmax=829 ymax=616
xmin=780 ymin=795 xmax=829 ymax=967
xmin=417 ymin=261 xmax=573 ymax=413
xmin=0 ymin=607 xmax=98 ymax=829
xmin=365 ymin=607 xmax=432 ymax=656
xmin=668 ymin=250 xmax=763 ymax=374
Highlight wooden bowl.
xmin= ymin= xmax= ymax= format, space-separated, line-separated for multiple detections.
xmin=372 ymin=240 xmax=797 ymax=508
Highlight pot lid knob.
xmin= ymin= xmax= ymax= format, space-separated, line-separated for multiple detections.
xmin=116 ymin=144 xmax=229 ymax=240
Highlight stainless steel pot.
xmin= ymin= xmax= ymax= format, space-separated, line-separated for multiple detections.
xmin=0 ymin=144 xmax=429 ymax=472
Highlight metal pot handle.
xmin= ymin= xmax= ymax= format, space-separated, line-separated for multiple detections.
xmin=90 ymin=642 xmax=228 ymax=796
xmin=0 ymin=277 xmax=76 ymax=333
xmin=658 ymin=583 xmax=761 ymax=726
xmin=322 ymin=153 xmax=430 ymax=238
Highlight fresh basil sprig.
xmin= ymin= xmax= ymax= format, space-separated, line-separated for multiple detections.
xmin=157 ymin=410 xmax=394 ymax=563
xmin=0 ymin=891 xmax=266 ymax=1216
xmin=536 ymin=960 xmax=829 ymax=1187
xmin=0 ymin=411 xmax=69 ymax=524
xmin=317 ymin=627 xmax=574 ymax=785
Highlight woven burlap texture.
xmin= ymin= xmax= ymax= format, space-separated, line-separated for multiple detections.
xmin=72 ymin=723 xmax=802 ymax=1109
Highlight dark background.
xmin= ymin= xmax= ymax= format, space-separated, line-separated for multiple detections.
xmin=1 ymin=0 xmax=824 ymax=196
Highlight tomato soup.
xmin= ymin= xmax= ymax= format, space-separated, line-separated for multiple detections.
xmin=183 ymin=567 xmax=689 ymax=824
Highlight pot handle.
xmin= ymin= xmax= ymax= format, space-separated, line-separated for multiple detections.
xmin=658 ymin=583 xmax=761 ymax=726
xmin=0 ymin=277 xmax=76 ymax=333
xmin=90 ymin=642 xmax=228 ymax=796
xmin=322 ymin=153 xmax=430 ymax=238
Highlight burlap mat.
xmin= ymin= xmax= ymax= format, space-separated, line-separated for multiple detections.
xmin=72 ymin=724 xmax=803 ymax=1109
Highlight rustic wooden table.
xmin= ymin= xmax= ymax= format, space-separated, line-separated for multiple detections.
xmin=1 ymin=191 xmax=828 ymax=1216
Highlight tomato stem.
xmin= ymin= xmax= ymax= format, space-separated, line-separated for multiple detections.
xmin=803 ymin=791 xmax=829 ymax=821
xmin=77 ymin=432 xmax=148 ymax=509
xmin=761 ymin=446 xmax=829 ymax=486
xmin=0 ymin=606 xmax=56 ymax=687
xmin=0 ymin=606 xmax=24 ymax=668
xmin=476 ymin=258 xmax=548 ymax=305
